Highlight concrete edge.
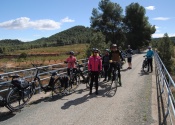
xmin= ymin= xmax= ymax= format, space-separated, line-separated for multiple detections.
xmin=151 ymin=59 xmax=158 ymax=125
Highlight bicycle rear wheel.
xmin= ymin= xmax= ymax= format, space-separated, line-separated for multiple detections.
xmin=53 ymin=79 xmax=62 ymax=94
xmin=6 ymin=87 xmax=29 ymax=111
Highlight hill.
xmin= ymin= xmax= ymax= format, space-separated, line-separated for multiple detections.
xmin=0 ymin=25 xmax=92 ymax=54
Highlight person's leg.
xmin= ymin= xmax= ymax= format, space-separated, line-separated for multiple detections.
xmin=94 ymin=72 xmax=99 ymax=94
xmin=129 ymin=57 xmax=132 ymax=68
xmin=150 ymin=58 xmax=153 ymax=72
xmin=103 ymin=65 xmax=108 ymax=81
xmin=90 ymin=72 xmax=94 ymax=94
xmin=127 ymin=58 xmax=130 ymax=68
xmin=147 ymin=59 xmax=150 ymax=72
xmin=108 ymin=64 xmax=112 ymax=81
xmin=112 ymin=64 xmax=117 ymax=81
xmin=117 ymin=63 xmax=121 ymax=86
xmin=128 ymin=57 xmax=132 ymax=69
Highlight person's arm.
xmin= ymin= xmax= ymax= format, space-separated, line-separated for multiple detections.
xmin=99 ymin=58 xmax=102 ymax=71
xmin=64 ymin=58 xmax=68 ymax=63
xmin=109 ymin=52 xmax=112 ymax=60
xmin=119 ymin=51 xmax=124 ymax=61
xmin=131 ymin=49 xmax=133 ymax=54
xmin=88 ymin=57 xmax=91 ymax=71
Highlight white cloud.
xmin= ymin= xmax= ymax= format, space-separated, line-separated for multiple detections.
xmin=153 ymin=17 xmax=170 ymax=21
xmin=61 ymin=17 xmax=75 ymax=23
xmin=145 ymin=6 xmax=155 ymax=10
xmin=0 ymin=17 xmax=75 ymax=30
xmin=155 ymin=26 xmax=159 ymax=29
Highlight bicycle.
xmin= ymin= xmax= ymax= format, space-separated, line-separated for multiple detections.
xmin=0 ymin=64 xmax=66 ymax=112
xmin=64 ymin=61 xmax=81 ymax=92
xmin=142 ymin=56 xmax=148 ymax=72
xmin=68 ymin=67 xmax=80 ymax=92
xmin=75 ymin=62 xmax=91 ymax=88
xmin=0 ymin=74 xmax=35 ymax=112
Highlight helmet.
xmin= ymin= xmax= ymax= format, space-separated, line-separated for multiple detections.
xmin=105 ymin=49 xmax=110 ymax=52
xmin=148 ymin=46 xmax=151 ymax=49
xmin=111 ymin=44 xmax=117 ymax=47
xmin=92 ymin=48 xmax=99 ymax=52
xmin=69 ymin=51 xmax=74 ymax=55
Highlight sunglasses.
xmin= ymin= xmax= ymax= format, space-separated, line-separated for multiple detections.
xmin=94 ymin=51 xmax=98 ymax=53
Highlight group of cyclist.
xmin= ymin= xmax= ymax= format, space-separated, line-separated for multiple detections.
xmin=64 ymin=44 xmax=154 ymax=95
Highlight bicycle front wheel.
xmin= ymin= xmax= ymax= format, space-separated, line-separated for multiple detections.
xmin=71 ymin=75 xmax=80 ymax=91
xmin=6 ymin=88 xmax=28 ymax=111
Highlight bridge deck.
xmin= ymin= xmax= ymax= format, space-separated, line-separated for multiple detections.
xmin=0 ymin=52 xmax=158 ymax=125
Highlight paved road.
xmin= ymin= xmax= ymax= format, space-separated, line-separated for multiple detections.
xmin=0 ymin=52 xmax=158 ymax=125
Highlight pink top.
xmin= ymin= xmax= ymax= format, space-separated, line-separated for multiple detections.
xmin=66 ymin=56 xmax=77 ymax=68
xmin=88 ymin=55 xmax=102 ymax=71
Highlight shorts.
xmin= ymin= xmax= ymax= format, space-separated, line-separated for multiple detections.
xmin=127 ymin=57 xmax=132 ymax=63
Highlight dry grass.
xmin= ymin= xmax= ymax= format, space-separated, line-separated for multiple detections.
xmin=0 ymin=44 xmax=88 ymax=73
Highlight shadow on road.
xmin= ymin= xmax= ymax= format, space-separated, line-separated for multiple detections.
xmin=0 ymin=111 xmax=16 ymax=122
xmin=139 ymin=70 xmax=150 ymax=76
xmin=61 ymin=81 xmax=118 ymax=110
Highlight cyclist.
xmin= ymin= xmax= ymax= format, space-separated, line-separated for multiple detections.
xmin=108 ymin=44 xmax=124 ymax=86
xmin=146 ymin=46 xmax=154 ymax=72
xmin=102 ymin=49 xmax=110 ymax=81
xmin=126 ymin=45 xmax=133 ymax=69
xmin=64 ymin=51 xmax=77 ymax=76
xmin=88 ymin=48 xmax=102 ymax=95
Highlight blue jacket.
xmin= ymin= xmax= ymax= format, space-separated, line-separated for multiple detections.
xmin=146 ymin=50 xmax=154 ymax=58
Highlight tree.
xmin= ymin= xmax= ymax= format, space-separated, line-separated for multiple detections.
xmin=124 ymin=3 xmax=156 ymax=49
xmin=157 ymin=33 xmax=174 ymax=73
xmin=90 ymin=0 xmax=125 ymax=45
xmin=19 ymin=52 xmax=28 ymax=59
xmin=86 ymin=32 xmax=109 ymax=57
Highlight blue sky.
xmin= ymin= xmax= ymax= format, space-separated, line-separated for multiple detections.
xmin=0 ymin=0 xmax=175 ymax=42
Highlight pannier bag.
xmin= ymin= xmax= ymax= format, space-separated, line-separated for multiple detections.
xmin=11 ymin=79 xmax=29 ymax=89
xmin=59 ymin=76 xmax=69 ymax=88
xmin=0 ymin=96 xmax=5 ymax=107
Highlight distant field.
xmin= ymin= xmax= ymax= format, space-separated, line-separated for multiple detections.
xmin=0 ymin=44 xmax=89 ymax=72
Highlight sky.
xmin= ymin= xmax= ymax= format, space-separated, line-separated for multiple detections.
xmin=0 ymin=0 xmax=175 ymax=42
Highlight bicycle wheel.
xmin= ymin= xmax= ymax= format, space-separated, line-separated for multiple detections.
xmin=98 ymin=73 xmax=101 ymax=82
xmin=71 ymin=75 xmax=80 ymax=91
xmin=110 ymin=71 xmax=118 ymax=89
xmin=53 ymin=79 xmax=62 ymax=94
xmin=6 ymin=87 xmax=28 ymax=111
xmin=86 ymin=76 xmax=91 ymax=88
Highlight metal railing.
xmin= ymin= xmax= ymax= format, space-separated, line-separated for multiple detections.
xmin=154 ymin=51 xmax=175 ymax=124
xmin=0 ymin=59 xmax=87 ymax=97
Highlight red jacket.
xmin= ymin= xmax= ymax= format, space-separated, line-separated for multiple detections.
xmin=88 ymin=55 xmax=102 ymax=72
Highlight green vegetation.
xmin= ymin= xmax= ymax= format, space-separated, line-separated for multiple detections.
xmin=90 ymin=0 xmax=155 ymax=49
xmin=152 ymin=33 xmax=174 ymax=73
xmin=0 ymin=26 xmax=92 ymax=54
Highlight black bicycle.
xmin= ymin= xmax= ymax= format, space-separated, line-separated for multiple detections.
xmin=142 ymin=56 xmax=148 ymax=72
xmin=0 ymin=74 xmax=35 ymax=112
xmin=72 ymin=61 xmax=90 ymax=88
xmin=0 ymin=64 xmax=65 ymax=112
xmin=109 ymin=61 xmax=120 ymax=89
